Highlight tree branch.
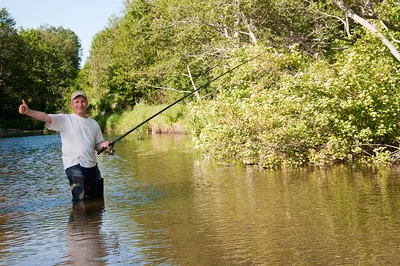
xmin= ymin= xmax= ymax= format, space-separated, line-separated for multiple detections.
xmin=332 ymin=0 xmax=400 ymax=62
xmin=186 ymin=65 xmax=200 ymax=100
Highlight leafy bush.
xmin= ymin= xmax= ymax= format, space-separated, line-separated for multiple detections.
xmin=189 ymin=41 xmax=400 ymax=168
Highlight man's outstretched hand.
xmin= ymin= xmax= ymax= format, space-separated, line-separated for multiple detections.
xmin=19 ymin=100 xmax=30 ymax=115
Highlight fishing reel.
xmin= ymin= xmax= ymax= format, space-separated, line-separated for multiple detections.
xmin=97 ymin=142 xmax=115 ymax=156
xmin=104 ymin=148 xmax=115 ymax=155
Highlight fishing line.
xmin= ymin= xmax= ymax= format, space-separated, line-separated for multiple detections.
xmin=98 ymin=50 xmax=267 ymax=155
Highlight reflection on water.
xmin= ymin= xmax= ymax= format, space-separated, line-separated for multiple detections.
xmin=2 ymin=134 xmax=400 ymax=264
xmin=67 ymin=199 xmax=106 ymax=265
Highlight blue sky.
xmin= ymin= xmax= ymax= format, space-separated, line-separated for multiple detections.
xmin=1 ymin=0 xmax=124 ymax=65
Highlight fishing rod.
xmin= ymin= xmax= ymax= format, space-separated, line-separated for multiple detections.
xmin=98 ymin=50 xmax=267 ymax=155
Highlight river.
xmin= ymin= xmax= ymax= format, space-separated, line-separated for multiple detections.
xmin=1 ymin=134 xmax=400 ymax=265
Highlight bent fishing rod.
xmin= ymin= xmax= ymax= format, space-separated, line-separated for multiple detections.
xmin=98 ymin=50 xmax=267 ymax=155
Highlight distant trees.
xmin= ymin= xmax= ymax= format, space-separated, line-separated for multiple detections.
xmin=20 ymin=26 xmax=81 ymax=113
xmin=0 ymin=8 xmax=26 ymax=122
xmin=0 ymin=8 xmax=81 ymax=128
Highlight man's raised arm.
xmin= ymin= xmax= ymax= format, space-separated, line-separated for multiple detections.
xmin=19 ymin=99 xmax=52 ymax=124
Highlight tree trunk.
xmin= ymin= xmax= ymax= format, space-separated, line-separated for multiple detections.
xmin=332 ymin=0 xmax=400 ymax=62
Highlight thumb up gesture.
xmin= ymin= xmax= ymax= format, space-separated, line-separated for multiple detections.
xmin=19 ymin=99 xmax=30 ymax=115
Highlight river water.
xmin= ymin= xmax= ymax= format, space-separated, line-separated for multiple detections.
xmin=1 ymin=134 xmax=400 ymax=265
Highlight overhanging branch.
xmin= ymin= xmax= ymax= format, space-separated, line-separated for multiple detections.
xmin=332 ymin=0 xmax=400 ymax=62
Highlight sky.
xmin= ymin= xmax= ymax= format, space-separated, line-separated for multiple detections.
xmin=1 ymin=0 xmax=124 ymax=65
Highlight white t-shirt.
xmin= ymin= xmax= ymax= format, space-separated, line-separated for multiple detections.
xmin=47 ymin=114 xmax=104 ymax=169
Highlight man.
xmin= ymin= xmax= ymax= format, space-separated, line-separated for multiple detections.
xmin=18 ymin=91 xmax=112 ymax=201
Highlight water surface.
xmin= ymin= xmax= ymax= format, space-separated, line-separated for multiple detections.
xmin=1 ymin=134 xmax=400 ymax=265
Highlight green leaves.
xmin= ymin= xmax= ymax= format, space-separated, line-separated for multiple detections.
xmin=19 ymin=26 xmax=81 ymax=113
xmin=190 ymin=35 xmax=400 ymax=167
xmin=0 ymin=8 xmax=25 ymax=120
xmin=1 ymin=8 xmax=81 ymax=126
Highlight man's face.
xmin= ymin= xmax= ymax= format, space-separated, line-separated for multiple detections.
xmin=71 ymin=96 xmax=88 ymax=117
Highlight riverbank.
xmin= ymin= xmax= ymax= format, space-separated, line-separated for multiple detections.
xmin=102 ymin=103 xmax=190 ymax=137
xmin=0 ymin=122 xmax=187 ymax=139
xmin=0 ymin=129 xmax=47 ymax=138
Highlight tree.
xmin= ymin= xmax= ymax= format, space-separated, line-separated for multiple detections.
xmin=20 ymin=26 xmax=81 ymax=113
xmin=77 ymin=22 xmax=119 ymax=115
xmin=0 ymin=8 xmax=27 ymax=121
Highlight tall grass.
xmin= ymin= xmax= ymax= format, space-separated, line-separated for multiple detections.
xmin=105 ymin=103 xmax=189 ymax=138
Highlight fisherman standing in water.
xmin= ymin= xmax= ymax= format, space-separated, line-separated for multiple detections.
xmin=18 ymin=91 xmax=113 ymax=201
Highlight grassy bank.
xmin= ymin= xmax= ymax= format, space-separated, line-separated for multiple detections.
xmin=100 ymin=103 xmax=190 ymax=138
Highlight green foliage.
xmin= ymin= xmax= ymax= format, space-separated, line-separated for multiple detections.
xmin=81 ymin=0 xmax=371 ymax=117
xmin=190 ymin=36 xmax=400 ymax=168
xmin=19 ymin=26 xmax=81 ymax=113
xmin=75 ymin=27 xmax=118 ymax=116
xmin=189 ymin=46 xmax=307 ymax=166
xmin=0 ymin=8 xmax=81 ymax=126
xmin=106 ymin=103 xmax=188 ymax=138
xmin=0 ymin=8 xmax=28 ymax=120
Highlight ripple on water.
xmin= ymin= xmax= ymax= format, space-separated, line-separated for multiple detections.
xmin=4 ymin=135 xmax=400 ymax=265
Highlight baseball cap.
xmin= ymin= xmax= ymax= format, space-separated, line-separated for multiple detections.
xmin=71 ymin=91 xmax=88 ymax=101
